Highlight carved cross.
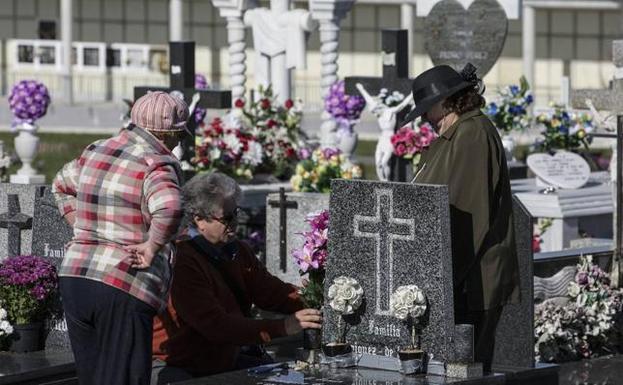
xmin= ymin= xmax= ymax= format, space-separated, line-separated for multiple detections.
xmin=0 ymin=194 xmax=33 ymax=257
xmin=353 ymin=189 xmax=415 ymax=316
xmin=267 ymin=188 xmax=298 ymax=272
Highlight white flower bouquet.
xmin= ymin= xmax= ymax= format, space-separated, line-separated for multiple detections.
xmin=390 ymin=285 xmax=427 ymax=350
xmin=0 ymin=305 xmax=14 ymax=350
xmin=325 ymin=276 xmax=364 ymax=353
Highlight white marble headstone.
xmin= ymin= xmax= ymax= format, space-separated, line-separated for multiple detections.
xmin=527 ymin=151 xmax=591 ymax=189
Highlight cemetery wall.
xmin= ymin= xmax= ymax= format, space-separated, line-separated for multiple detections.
xmin=0 ymin=0 xmax=619 ymax=108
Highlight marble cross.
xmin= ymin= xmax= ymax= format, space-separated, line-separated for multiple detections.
xmin=353 ymin=188 xmax=415 ymax=316
xmin=0 ymin=194 xmax=33 ymax=257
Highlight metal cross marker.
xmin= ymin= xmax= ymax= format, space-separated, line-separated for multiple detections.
xmin=0 ymin=194 xmax=33 ymax=257
xmin=268 ymin=188 xmax=298 ymax=272
xmin=134 ymin=41 xmax=232 ymax=164
xmin=345 ymin=29 xmax=414 ymax=181
xmin=353 ymin=189 xmax=415 ymax=316
xmin=571 ymin=40 xmax=623 ymax=287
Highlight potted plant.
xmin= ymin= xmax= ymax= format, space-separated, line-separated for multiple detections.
xmin=323 ymin=80 xmax=366 ymax=158
xmin=390 ymin=285 xmax=428 ymax=375
xmin=292 ymin=210 xmax=329 ymax=350
xmin=324 ymin=276 xmax=364 ymax=357
xmin=290 ymin=147 xmax=362 ymax=193
xmin=0 ymin=255 xmax=60 ymax=352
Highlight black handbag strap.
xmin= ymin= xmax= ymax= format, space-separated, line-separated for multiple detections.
xmin=188 ymin=238 xmax=252 ymax=317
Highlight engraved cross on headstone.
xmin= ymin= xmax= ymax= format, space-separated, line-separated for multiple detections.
xmin=353 ymin=188 xmax=415 ymax=316
xmin=134 ymin=41 xmax=232 ymax=164
xmin=267 ymin=188 xmax=298 ymax=272
xmin=0 ymin=194 xmax=33 ymax=257
xmin=571 ymin=40 xmax=623 ymax=287
xmin=345 ymin=29 xmax=414 ymax=181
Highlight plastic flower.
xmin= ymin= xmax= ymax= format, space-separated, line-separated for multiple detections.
xmin=8 ymin=80 xmax=51 ymax=128
xmin=485 ymin=76 xmax=533 ymax=134
xmin=534 ymin=104 xmax=593 ymax=152
xmin=390 ymin=285 xmax=427 ymax=321
xmin=291 ymin=147 xmax=362 ymax=193
xmin=327 ymin=276 xmax=364 ymax=315
xmin=324 ymin=80 xmax=366 ymax=134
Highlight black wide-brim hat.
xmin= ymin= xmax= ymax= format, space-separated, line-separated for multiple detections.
xmin=402 ymin=63 xmax=480 ymax=125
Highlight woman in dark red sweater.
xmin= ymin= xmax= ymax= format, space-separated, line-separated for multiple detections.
xmin=151 ymin=172 xmax=322 ymax=384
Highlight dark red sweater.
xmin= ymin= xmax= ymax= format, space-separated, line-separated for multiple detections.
xmin=152 ymin=239 xmax=304 ymax=376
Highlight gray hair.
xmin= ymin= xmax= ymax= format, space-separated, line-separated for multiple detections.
xmin=182 ymin=172 xmax=241 ymax=220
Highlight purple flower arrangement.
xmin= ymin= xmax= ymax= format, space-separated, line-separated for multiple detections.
xmin=8 ymin=80 xmax=51 ymax=128
xmin=292 ymin=210 xmax=329 ymax=309
xmin=0 ymin=255 xmax=60 ymax=325
xmin=324 ymin=80 xmax=366 ymax=135
xmin=194 ymin=74 xmax=209 ymax=124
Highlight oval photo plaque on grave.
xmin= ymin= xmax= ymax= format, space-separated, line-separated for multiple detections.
xmin=423 ymin=0 xmax=508 ymax=77
xmin=526 ymin=151 xmax=591 ymax=189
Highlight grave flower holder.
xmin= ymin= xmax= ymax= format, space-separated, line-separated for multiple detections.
xmin=323 ymin=276 xmax=363 ymax=359
xmin=390 ymin=284 xmax=428 ymax=375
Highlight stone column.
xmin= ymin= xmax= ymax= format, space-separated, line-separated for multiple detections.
xmin=170 ymin=0 xmax=183 ymax=41
xmin=212 ymin=0 xmax=250 ymax=104
xmin=522 ymin=4 xmax=536 ymax=99
xmin=310 ymin=0 xmax=356 ymax=148
xmin=400 ymin=2 xmax=415 ymax=74
xmin=61 ymin=0 xmax=73 ymax=104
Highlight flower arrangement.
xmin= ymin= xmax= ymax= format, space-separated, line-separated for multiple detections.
xmin=390 ymin=285 xmax=428 ymax=350
xmin=194 ymin=73 xmax=209 ymax=124
xmin=0 ymin=255 xmax=60 ymax=325
xmin=534 ymin=104 xmax=594 ymax=152
xmin=534 ymin=255 xmax=623 ymax=363
xmin=391 ymin=121 xmax=437 ymax=169
xmin=292 ymin=210 xmax=329 ymax=310
xmin=485 ymin=76 xmax=533 ymax=134
xmin=324 ymin=80 xmax=366 ymax=136
xmin=327 ymin=276 xmax=364 ymax=348
xmin=8 ymin=80 xmax=51 ymax=129
xmin=378 ymin=88 xmax=407 ymax=108
xmin=290 ymin=148 xmax=363 ymax=193
xmin=192 ymin=86 xmax=306 ymax=181
xmin=532 ymin=218 xmax=553 ymax=253
xmin=0 ymin=303 xmax=13 ymax=349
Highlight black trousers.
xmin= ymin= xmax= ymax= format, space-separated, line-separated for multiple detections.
xmin=455 ymin=306 xmax=504 ymax=373
xmin=60 ymin=277 xmax=156 ymax=385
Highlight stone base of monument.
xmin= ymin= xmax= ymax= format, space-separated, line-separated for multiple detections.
xmin=9 ymin=174 xmax=45 ymax=184
xmin=492 ymin=363 xmax=560 ymax=385
xmin=0 ymin=350 xmax=76 ymax=385
xmin=446 ymin=362 xmax=483 ymax=379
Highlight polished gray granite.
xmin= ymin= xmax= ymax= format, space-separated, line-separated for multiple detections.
xmin=0 ymin=350 xmax=76 ymax=384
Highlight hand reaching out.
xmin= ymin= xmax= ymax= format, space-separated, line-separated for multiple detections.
xmin=284 ymin=309 xmax=322 ymax=336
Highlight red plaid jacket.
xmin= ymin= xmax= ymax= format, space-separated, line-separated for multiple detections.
xmin=52 ymin=125 xmax=184 ymax=311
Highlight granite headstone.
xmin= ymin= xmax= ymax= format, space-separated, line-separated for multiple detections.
xmin=492 ymin=196 xmax=535 ymax=368
xmin=323 ymin=179 xmax=455 ymax=364
xmin=265 ymin=192 xmax=329 ymax=285
xmin=31 ymin=185 xmax=74 ymax=351
xmin=423 ymin=0 xmax=508 ymax=77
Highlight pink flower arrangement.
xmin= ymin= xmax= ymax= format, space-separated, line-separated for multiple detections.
xmin=390 ymin=122 xmax=437 ymax=165
xmin=292 ymin=210 xmax=329 ymax=309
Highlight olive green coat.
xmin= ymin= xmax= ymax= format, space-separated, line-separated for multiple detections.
xmin=414 ymin=109 xmax=520 ymax=311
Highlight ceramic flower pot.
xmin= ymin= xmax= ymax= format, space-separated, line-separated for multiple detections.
xmin=322 ymin=342 xmax=352 ymax=357
xmin=10 ymin=322 xmax=43 ymax=353
xmin=398 ymin=348 xmax=426 ymax=375
xmin=302 ymin=328 xmax=322 ymax=350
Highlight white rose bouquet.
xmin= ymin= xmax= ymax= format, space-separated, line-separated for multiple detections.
xmin=390 ymin=285 xmax=427 ymax=350
xmin=0 ymin=304 xmax=13 ymax=349
xmin=327 ymin=276 xmax=364 ymax=344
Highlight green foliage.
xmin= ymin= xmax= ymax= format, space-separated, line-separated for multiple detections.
xmin=300 ymin=269 xmax=325 ymax=310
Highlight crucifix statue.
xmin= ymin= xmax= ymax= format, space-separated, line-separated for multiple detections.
xmin=571 ymin=40 xmax=623 ymax=287
xmin=244 ymin=0 xmax=318 ymax=104
xmin=345 ymin=29 xmax=415 ymax=182
xmin=134 ymin=41 xmax=232 ymax=170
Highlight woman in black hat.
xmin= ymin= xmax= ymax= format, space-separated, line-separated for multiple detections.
xmin=406 ymin=63 xmax=520 ymax=372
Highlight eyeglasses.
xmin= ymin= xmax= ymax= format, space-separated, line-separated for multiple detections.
xmin=209 ymin=207 xmax=240 ymax=226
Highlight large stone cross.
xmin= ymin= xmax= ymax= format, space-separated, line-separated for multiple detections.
xmin=353 ymin=188 xmax=415 ymax=316
xmin=0 ymin=194 xmax=33 ymax=257
xmin=571 ymin=40 xmax=623 ymax=287
xmin=134 ymin=41 xmax=232 ymax=164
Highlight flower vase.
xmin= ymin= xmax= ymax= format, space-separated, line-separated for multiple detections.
xmin=322 ymin=342 xmax=352 ymax=357
xmin=501 ymin=134 xmax=516 ymax=162
xmin=302 ymin=328 xmax=322 ymax=350
xmin=10 ymin=124 xmax=45 ymax=184
xmin=398 ymin=348 xmax=426 ymax=375
xmin=9 ymin=322 xmax=43 ymax=353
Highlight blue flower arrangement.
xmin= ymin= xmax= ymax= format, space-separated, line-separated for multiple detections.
xmin=485 ymin=76 xmax=533 ymax=134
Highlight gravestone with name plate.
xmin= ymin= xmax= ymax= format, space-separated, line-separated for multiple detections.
xmin=526 ymin=151 xmax=591 ymax=189
xmin=31 ymin=185 xmax=73 ymax=351
xmin=0 ymin=183 xmax=39 ymax=261
xmin=423 ymin=0 xmax=508 ymax=77
xmin=323 ymin=179 xmax=456 ymax=364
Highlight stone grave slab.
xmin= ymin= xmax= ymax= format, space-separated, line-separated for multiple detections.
xmin=0 ymin=183 xmax=40 ymax=261
xmin=492 ymin=196 xmax=534 ymax=368
xmin=423 ymin=0 xmax=508 ymax=77
xmin=526 ymin=151 xmax=590 ymax=189
xmin=265 ymin=192 xmax=329 ymax=285
xmin=31 ymin=186 xmax=74 ymax=352
xmin=323 ymin=179 xmax=455 ymax=364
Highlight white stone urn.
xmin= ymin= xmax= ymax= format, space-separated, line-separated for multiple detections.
xmin=338 ymin=129 xmax=358 ymax=161
xmin=10 ymin=123 xmax=45 ymax=184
